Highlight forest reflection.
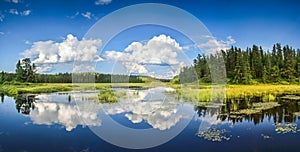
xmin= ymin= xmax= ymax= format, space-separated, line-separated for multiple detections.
xmin=195 ymin=97 xmax=300 ymax=125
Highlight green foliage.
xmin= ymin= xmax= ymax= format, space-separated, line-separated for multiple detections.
xmin=176 ymin=43 xmax=300 ymax=84
xmin=15 ymin=58 xmax=36 ymax=82
xmin=170 ymin=76 xmax=180 ymax=84
xmin=34 ymin=73 xmax=145 ymax=83
xmin=98 ymin=89 xmax=118 ymax=103
xmin=262 ymin=94 xmax=276 ymax=102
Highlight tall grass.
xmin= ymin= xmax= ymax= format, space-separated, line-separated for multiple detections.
xmin=176 ymin=84 xmax=300 ymax=102
xmin=0 ymin=83 xmax=72 ymax=96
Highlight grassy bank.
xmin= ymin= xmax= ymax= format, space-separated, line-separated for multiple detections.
xmin=0 ymin=82 xmax=150 ymax=96
xmin=2 ymin=82 xmax=300 ymax=103
xmin=0 ymin=83 xmax=73 ymax=96
xmin=170 ymin=84 xmax=300 ymax=102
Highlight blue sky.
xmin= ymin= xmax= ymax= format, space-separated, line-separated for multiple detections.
xmin=0 ymin=0 xmax=300 ymax=77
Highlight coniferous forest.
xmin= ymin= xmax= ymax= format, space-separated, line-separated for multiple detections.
xmin=1 ymin=43 xmax=300 ymax=85
xmin=179 ymin=43 xmax=300 ymax=84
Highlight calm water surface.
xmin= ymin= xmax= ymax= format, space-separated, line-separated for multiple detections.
xmin=1 ymin=87 xmax=300 ymax=152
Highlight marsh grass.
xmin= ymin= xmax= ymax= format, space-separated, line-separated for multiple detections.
xmin=0 ymin=82 xmax=150 ymax=97
xmin=97 ymin=88 xmax=126 ymax=103
xmin=98 ymin=89 xmax=118 ymax=103
xmin=0 ymin=83 xmax=72 ymax=96
xmin=176 ymin=85 xmax=300 ymax=102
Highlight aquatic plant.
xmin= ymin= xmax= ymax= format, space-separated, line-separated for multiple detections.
xmin=261 ymin=134 xmax=271 ymax=139
xmin=281 ymin=95 xmax=300 ymax=101
xmin=293 ymin=111 xmax=300 ymax=116
xmin=198 ymin=128 xmax=231 ymax=142
xmin=230 ymin=102 xmax=280 ymax=115
xmin=98 ymin=90 xmax=118 ymax=103
xmin=274 ymin=123 xmax=299 ymax=134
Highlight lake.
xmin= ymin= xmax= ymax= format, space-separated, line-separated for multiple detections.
xmin=1 ymin=86 xmax=300 ymax=152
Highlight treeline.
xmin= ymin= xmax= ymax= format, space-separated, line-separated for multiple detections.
xmin=179 ymin=43 xmax=300 ymax=84
xmin=0 ymin=58 xmax=144 ymax=84
xmin=0 ymin=72 xmax=144 ymax=83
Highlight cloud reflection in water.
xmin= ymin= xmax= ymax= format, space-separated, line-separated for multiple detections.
xmin=29 ymin=87 xmax=191 ymax=132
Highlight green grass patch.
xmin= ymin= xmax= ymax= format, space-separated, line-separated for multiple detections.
xmin=97 ymin=89 xmax=118 ymax=103
xmin=172 ymin=84 xmax=300 ymax=102
xmin=0 ymin=83 xmax=72 ymax=96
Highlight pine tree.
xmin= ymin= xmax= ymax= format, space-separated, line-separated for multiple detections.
xmin=232 ymin=48 xmax=251 ymax=84
xmin=271 ymin=44 xmax=277 ymax=66
xmin=15 ymin=58 xmax=36 ymax=82
xmin=226 ymin=46 xmax=236 ymax=78
xmin=264 ymin=53 xmax=272 ymax=82
xmin=16 ymin=60 xmax=24 ymax=82
xmin=262 ymin=66 xmax=267 ymax=83
xmin=277 ymin=43 xmax=283 ymax=70
xmin=270 ymin=65 xmax=280 ymax=82
xmin=251 ymin=45 xmax=263 ymax=79
xmin=242 ymin=51 xmax=252 ymax=84
xmin=193 ymin=54 xmax=202 ymax=79
xmin=282 ymin=45 xmax=296 ymax=82
xmin=296 ymin=49 xmax=300 ymax=79
xmin=0 ymin=71 xmax=4 ymax=84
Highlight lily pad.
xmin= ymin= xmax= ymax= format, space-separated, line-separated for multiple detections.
xmin=274 ymin=123 xmax=299 ymax=134
xmin=230 ymin=102 xmax=280 ymax=115
xmin=293 ymin=111 xmax=300 ymax=117
xmin=261 ymin=134 xmax=271 ymax=139
xmin=293 ymin=112 xmax=300 ymax=116
xmin=198 ymin=128 xmax=231 ymax=142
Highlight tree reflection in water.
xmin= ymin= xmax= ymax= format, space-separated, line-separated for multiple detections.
xmin=194 ymin=96 xmax=300 ymax=125
xmin=9 ymin=91 xmax=300 ymax=129
xmin=1 ymin=93 xmax=4 ymax=103
xmin=15 ymin=95 xmax=36 ymax=115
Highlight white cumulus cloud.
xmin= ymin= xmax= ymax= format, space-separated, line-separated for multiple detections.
xmin=198 ymin=35 xmax=236 ymax=54
xmin=22 ymin=34 xmax=103 ymax=73
xmin=95 ymin=0 xmax=112 ymax=5
xmin=105 ymin=34 xmax=186 ymax=78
